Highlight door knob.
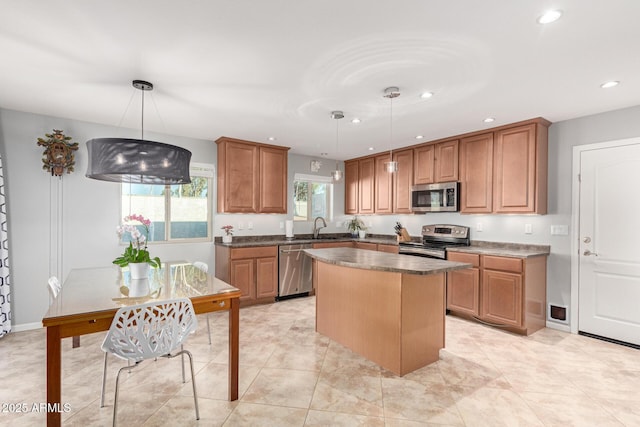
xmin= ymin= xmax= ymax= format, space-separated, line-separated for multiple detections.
xmin=583 ymin=250 xmax=598 ymax=256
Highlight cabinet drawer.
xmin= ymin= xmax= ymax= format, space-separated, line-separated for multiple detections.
xmin=482 ymin=255 xmax=522 ymax=273
xmin=447 ymin=252 xmax=479 ymax=267
xmin=231 ymin=246 xmax=278 ymax=260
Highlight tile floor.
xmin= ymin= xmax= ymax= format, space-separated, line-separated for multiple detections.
xmin=1 ymin=296 xmax=639 ymax=426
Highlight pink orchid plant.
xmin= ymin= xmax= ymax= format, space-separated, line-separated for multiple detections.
xmin=221 ymin=225 xmax=234 ymax=236
xmin=113 ymin=214 xmax=161 ymax=268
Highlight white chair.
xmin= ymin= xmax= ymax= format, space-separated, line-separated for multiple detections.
xmin=100 ymin=298 xmax=200 ymax=426
xmin=192 ymin=262 xmax=212 ymax=344
xmin=48 ymin=276 xmax=80 ymax=348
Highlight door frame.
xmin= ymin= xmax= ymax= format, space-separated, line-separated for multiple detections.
xmin=570 ymin=136 xmax=640 ymax=334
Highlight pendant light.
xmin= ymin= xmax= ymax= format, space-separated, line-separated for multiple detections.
xmin=330 ymin=110 xmax=344 ymax=182
xmin=85 ymin=80 xmax=192 ymax=185
xmin=383 ymin=86 xmax=400 ymax=173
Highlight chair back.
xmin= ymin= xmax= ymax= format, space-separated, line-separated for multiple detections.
xmin=192 ymin=261 xmax=208 ymax=273
xmin=48 ymin=276 xmax=61 ymax=304
xmin=101 ymin=298 xmax=198 ymax=363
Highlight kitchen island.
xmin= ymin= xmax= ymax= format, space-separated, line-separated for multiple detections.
xmin=304 ymin=247 xmax=470 ymax=376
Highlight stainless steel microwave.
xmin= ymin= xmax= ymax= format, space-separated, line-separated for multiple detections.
xmin=411 ymin=182 xmax=459 ymax=212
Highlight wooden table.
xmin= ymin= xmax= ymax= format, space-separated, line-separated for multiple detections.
xmin=42 ymin=262 xmax=241 ymax=427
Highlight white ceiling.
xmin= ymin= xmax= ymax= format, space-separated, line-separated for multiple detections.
xmin=2 ymin=1 xmax=639 ymax=160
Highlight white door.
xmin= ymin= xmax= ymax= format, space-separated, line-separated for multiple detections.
xmin=578 ymin=140 xmax=640 ymax=346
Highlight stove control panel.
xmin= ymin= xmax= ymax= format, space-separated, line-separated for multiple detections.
xmin=421 ymin=224 xmax=469 ymax=239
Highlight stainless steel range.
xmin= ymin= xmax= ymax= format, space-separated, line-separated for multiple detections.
xmin=398 ymin=224 xmax=470 ymax=259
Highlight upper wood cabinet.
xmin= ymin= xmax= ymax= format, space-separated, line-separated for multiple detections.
xmin=414 ymin=139 xmax=459 ymax=185
xmin=374 ymin=154 xmax=393 ymax=213
xmin=216 ymin=137 xmax=289 ymax=213
xmin=460 ymin=133 xmax=494 ymax=213
xmin=393 ymin=149 xmax=414 ymax=213
xmin=358 ymin=157 xmax=375 ymax=214
xmin=345 ymin=160 xmax=359 ymax=214
xmin=493 ymin=122 xmax=548 ymax=214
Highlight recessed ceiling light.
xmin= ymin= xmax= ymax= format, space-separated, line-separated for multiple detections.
xmin=415 ymin=135 xmax=423 ymax=139
xmin=368 ymin=147 xmax=374 ymax=151
xmin=538 ymin=10 xmax=562 ymax=24
xmin=600 ymin=80 xmax=620 ymax=89
xmin=351 ymin=118 xmax=361 ymax=124
xmin=268 ymin=136 xmax=276 ymax=141
xmin=420 ymin=92 xmax=434 ymax=99
xmin=483 ymin=117 xmax=495 ymax=123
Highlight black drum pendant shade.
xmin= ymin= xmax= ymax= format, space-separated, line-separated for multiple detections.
xmin=86 ymin=138 xmax=192 ymax=184
xmin=85 ymin=80 xmax=192 ymax=185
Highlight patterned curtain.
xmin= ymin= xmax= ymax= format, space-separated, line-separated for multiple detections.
xmin=0 ymin=154 xmax=11 ymax=337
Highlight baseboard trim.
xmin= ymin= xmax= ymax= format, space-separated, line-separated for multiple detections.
xmin=545 ymin=320 xmax=570 ymax=332
xmin=11 ymin=322 xmax=43 ymax=332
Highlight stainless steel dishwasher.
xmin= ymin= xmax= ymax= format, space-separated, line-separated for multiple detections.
xmin=278 ymin=244 xmax=313 ymax=300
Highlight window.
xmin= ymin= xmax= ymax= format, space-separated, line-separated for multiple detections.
xmin=293 ymin=173 xmax=333 ymax=221
xmin=121 ymin=163 xmax=214 ymax=242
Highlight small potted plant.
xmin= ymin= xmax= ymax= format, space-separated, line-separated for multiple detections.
xmin=346 ymin=216 xmax=367 ymax=238
xmin=113 ymin=214 xmax=161 ymax=281
xmin=221 ymin=225 xmax=234 ymax=243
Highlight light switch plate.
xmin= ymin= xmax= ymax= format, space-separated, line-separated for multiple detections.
xmin=525 ymin=224 xmax=532 ymax=234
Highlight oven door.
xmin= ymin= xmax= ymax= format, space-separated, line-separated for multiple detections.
xmin=411 ymin=182 xmax=459 ymax=212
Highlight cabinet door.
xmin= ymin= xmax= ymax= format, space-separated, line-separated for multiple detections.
xmin=393 ymin=149 xmax=413 ymax=213
xmin=374 ymin=154 xmax=393 ymax=213
xmin=493 ymin=124 xmax=544 ymax=213
xmin=345 ymin=160 xmax=359 ymax=214
xmin=255 ymin=256 xmax=278 ymax=298
xmin=435 ymin=140 xmax=459 ymax=182
xmin=358 ymin=157 xmax=375 ymax=214
xmin=230 ymin=259 xmax=256 ymax=301
xmin=259 ymin=146 xmax=287 ymax=213
xmin=460 ymin=133 xmax=493 ymax=213
xmin=413 ymin=144 xmax=435 ymax=185
xmin=218 ymin=141 xmax=259 ymax=213
xmin=447 ymin=268 xmax=480 ymax=316
xmin=481 ymin=269 xmax=523 ymax=327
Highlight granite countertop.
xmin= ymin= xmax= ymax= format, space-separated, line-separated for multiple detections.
xmin=215 ymin=234 xmax=399 ymax=248
xmin=447 ymin=241 xmax=550 ymax=258
xmin=304 ymin=247 xmax=470 ymax=276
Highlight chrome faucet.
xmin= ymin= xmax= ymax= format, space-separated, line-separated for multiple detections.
xmin=312 ymin=216 xmax=327 ymax=239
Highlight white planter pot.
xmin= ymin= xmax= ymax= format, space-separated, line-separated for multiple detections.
xmin=128 ymin=262 xmax=149 ymax=280
xmin=222 ymin=235 xmax=233 ymax=243
xmin=128 ymin=278 xmax=150 ymax=297
xmin=358 ymin=230 xmax=367 ymax=239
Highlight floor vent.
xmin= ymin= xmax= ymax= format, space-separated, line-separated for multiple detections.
xmin=548 ymin=304 xmax=568 ymax=323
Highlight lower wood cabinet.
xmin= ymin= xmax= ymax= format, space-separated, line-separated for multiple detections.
xmin=377 ymin=243 xmax=399 ymax=254
xmin=446 ymin=253 xmax=480 ymax=316
xmin=447 ymin=251 xmax=547 ymax=335
xmin=215 ymin=245 xmax=278 ymax=306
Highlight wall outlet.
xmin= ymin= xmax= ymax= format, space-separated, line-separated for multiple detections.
xmin=248 ymin=221 xmax=253 ymax=230
xmin=525 ymin=224 xmax=532 ymax=234
xmin=238 ymin=222 xmax=244 ymax=230
xmin=476 ymin=222 xmax=483 ymax=232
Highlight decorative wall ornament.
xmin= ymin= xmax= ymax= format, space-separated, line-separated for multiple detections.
xmin=310 ymin=160 xmax=322 ymax=172
xmin=37 ymin=129 xmax=79 ymax=176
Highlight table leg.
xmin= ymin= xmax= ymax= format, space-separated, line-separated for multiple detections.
xmin=46 ymin=326 xmax=62 ymax=426
xmin=228 ymin=297 xmax=239 ymax=401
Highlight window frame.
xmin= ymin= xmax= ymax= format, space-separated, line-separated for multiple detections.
xmin=293 ymin=173 xmax=334 ymax=222
xmin=120 ymin=163 xmax=214 ymax=244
